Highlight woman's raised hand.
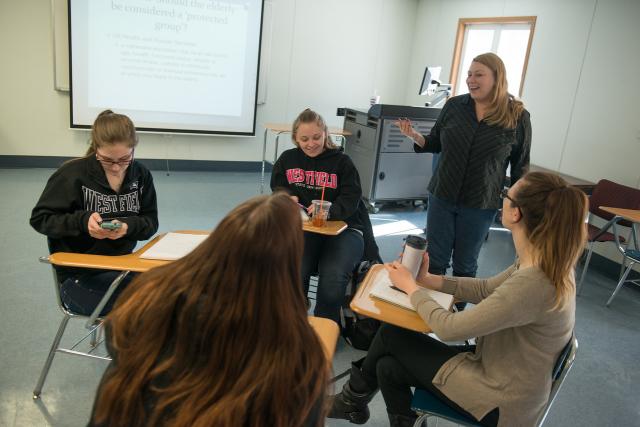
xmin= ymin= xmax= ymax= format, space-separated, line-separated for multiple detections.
xmin=395 ymin=118 xmax=415 ymax=137
xmin=394 ymin=118 xmax=425 ymax=146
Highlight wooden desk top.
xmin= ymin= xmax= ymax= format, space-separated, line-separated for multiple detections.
xmin=302 ymin=220 xmax=348 ymax=236
xmin=48 ymin=230 xmax=209 ymax=272
xmin=600 ymin=206 xmax=640 ymax=223
xmin=47 ymin=219 xmax=348 ymax=270
xmin=264 ymin=123 xmax=352 ymax=136
xmin=528 ymin=164 xmax=596 ymax=194
xmin=351 ymin=264 xmax=433 ymax=333
xmin=308 ymin=316 xmax=339 ymax=361
xmin=47 ymin=230 xmax=338 ymax=362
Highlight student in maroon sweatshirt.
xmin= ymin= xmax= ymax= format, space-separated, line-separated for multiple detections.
xmin=271 ymin=109 xmax=378 ymax=324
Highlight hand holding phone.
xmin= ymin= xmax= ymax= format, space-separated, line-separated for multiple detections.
xmin=100 ymin=220 xmax=122 ymax=230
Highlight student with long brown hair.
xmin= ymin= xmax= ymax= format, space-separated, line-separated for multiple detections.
xmin=330 ymin=171 xmax=587 ymax=427
xmin=89 ymin=193 xmax=329 ymax=427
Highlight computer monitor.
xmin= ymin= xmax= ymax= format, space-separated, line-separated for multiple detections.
xmin=419 ymin=66 xmax=442 ymax=96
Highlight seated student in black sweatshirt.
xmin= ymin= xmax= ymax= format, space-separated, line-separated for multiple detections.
xmin=30 ymin=110 xmax=158 ymax=316
xmin=271 ymin=108 xmax=378 ymax=324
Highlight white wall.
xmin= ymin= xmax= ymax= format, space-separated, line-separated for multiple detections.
xmin=407 ymin=0 xmax=640 ymax=187
xmin=0 ymin=0 xmax=418 ymax=162
xmin=406 ymin=0 xmax=640 ymax=268
xmin=1 ymin=0 xmax=638 ymax=267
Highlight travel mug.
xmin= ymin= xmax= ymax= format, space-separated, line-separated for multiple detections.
xmin=401 ymin=235 xmax=427 ymax=279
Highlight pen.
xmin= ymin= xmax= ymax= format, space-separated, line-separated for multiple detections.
xmin=390 ymin=285 xmax=407 ymax=295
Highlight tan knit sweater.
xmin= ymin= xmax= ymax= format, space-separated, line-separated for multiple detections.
xmin=410 ymin=264 xmax=575 ymax=427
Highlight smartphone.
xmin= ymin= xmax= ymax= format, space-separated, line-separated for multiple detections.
xmin=100 ymin=220 xmax=122 ymax=230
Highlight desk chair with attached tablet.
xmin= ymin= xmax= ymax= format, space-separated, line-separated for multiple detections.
xmin=32 ymin=232 xmax=188 ymax=399
xmin=410 ymin=335 xmax=578 ymax=427
xmin=32 ymin=254 xmax=121 ymax=399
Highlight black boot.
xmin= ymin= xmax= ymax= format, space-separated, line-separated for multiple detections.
xmin=388 ymin=412 xmax=418 ymax=427
xmin=328 ymin=359 xmax=378 ymax=424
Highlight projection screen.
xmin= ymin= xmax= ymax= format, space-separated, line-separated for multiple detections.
xmin=69 ymin=0 xmax=264 ymax=135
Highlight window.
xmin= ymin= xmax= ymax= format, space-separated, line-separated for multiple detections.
xmin=450 ymin=17 xmax=536 ymax=97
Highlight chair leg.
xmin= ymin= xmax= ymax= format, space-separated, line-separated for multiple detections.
xmin=618 ymin=254 xmax=627 ymax=282
xmin=606 ymin=262 xmax=634 ymax=307
xmin=577 ymin=243 xmax=594 ymax=295
xmin=33 ymin=314 xmax=71 ymax=399
xmin=90 ymin=325 xmax=98 ymax=347
xmin=413 ymin=414 xmax=428 ymax=427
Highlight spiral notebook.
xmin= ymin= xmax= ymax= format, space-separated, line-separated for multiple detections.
xmin=369 ymin=269 xmax=453 ymax=311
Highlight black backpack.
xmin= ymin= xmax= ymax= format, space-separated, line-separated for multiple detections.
xmin=339 ymin=259 xmax=381 ymax=351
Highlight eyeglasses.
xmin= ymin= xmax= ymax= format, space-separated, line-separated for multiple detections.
xmin=96 ymin=150 xmax=134 ymax=167
xmin=500 ymin=188 xmax=517 ymax=205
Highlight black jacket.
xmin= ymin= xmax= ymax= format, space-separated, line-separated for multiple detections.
xmin=30 ymin=156 xmax=159 ymax=281
xmin=271 ymin=147 xmax=379 ymax=262
xmin=416 ymin=94 xmax=532 ymax=209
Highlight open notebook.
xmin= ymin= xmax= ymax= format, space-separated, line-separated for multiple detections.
xmin=369 ymin=268 xmax=453 ymax=311
xmin=140 ymin=232 xmax=209 ymax=261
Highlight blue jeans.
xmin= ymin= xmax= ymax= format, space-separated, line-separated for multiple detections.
xmin=301 ymin=229 xmax=364 ymax=324
xmin=426 ymin=195 xmax=497 ymax=278
xmin=60 ymin=271 xmax=136 ymax=317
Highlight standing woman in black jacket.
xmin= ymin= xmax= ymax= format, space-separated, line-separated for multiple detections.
xmin=396 ymin=52 xmax=531 ymax=282
xmin=30 ymin=110 xmax=158 ymax=316
xmin=271 ymin=109 xmax=378 ymax=324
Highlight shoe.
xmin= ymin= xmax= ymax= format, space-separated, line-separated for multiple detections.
xmin=388 ymin=412 xmax=418 ymax=427
xmin=327 ymin=359 xmax=378 ymax=424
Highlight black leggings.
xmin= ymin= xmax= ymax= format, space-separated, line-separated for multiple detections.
xmin=59 ymin=271 xmax=136 ymax=316
xmin=361 ymin=323 xmax=499 ymax=426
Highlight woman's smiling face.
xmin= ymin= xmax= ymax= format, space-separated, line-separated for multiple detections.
xmin=466 ymin=61 xmax=496 ymax=104
xmin=295 ymin=122 xmax=326 ymax=158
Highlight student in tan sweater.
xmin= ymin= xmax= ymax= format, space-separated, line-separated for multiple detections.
xmin=329 ymin=171 xmax=588 ymax=427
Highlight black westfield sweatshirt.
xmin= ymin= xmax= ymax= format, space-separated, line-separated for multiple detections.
xmin=30 ymin=156 xmax=159 ymax=281
xmin=270 ymin=147 xmax=379 ymax=261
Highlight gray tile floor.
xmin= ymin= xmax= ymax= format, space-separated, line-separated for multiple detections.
xmin=1 ymin=168 xmax=638 ymax=427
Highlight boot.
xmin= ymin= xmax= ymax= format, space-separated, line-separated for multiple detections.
xmin=388 ymin=412 xmax=418 ymax=427
xmin=328 ymin=359 xmax=378 ymax=424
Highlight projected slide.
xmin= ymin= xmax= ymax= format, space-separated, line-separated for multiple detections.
xmin=70 ymin=0 xmax=263 ymax=135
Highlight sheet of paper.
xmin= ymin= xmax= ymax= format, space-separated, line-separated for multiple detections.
xmin=140 ymin=232 xmax=209 ymax=260
xmin=369 ymin=269 xmax=453 ymax=311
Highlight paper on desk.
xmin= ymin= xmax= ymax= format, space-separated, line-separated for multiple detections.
xmin=140 ymin=232 xmax=209 ymax=260
xmin=369 ymin=269 xmax=453 ymax=311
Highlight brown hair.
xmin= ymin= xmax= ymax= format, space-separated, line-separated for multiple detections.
xmin=92 ymin=193 xmax=328 ymax=427
xmin=510 ymin=171 xmax=588 ymax=309
xmin=291 ymin=108 xmax=337 ymax=150
xmin=86 ymin=110 xmax=138 ymax=156
xmin=472 ymin=52 xmax=525 ymax=129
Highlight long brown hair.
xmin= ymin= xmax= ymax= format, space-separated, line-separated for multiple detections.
xmin=92 ymin=193 xmax=328 ymax=427
xmin=511 ymin=171 xmax=588 ymax=308
xmin=472 ymin=52 xmax=525 ymax=129
xmin=86 ymin=110 xmax=138 ymax=156
xmin=291 ymin=108 xmax=337 ymax=150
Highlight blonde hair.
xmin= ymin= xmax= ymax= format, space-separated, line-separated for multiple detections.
xmin=511 ymin=171 xmax=588 ymax=309
xmin=291 ymin=108 xmax=337 ymax=150
xmin=86 ymin=110 xmax=138 ymax=156
xmin=472 ymin=52 xmax=525 ymax=129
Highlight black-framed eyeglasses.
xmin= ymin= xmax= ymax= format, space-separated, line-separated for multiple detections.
xmin=500 ymin=188 xmax=517 ymax=205
xmin=96 ymin=150 xmax=134 ymax=167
